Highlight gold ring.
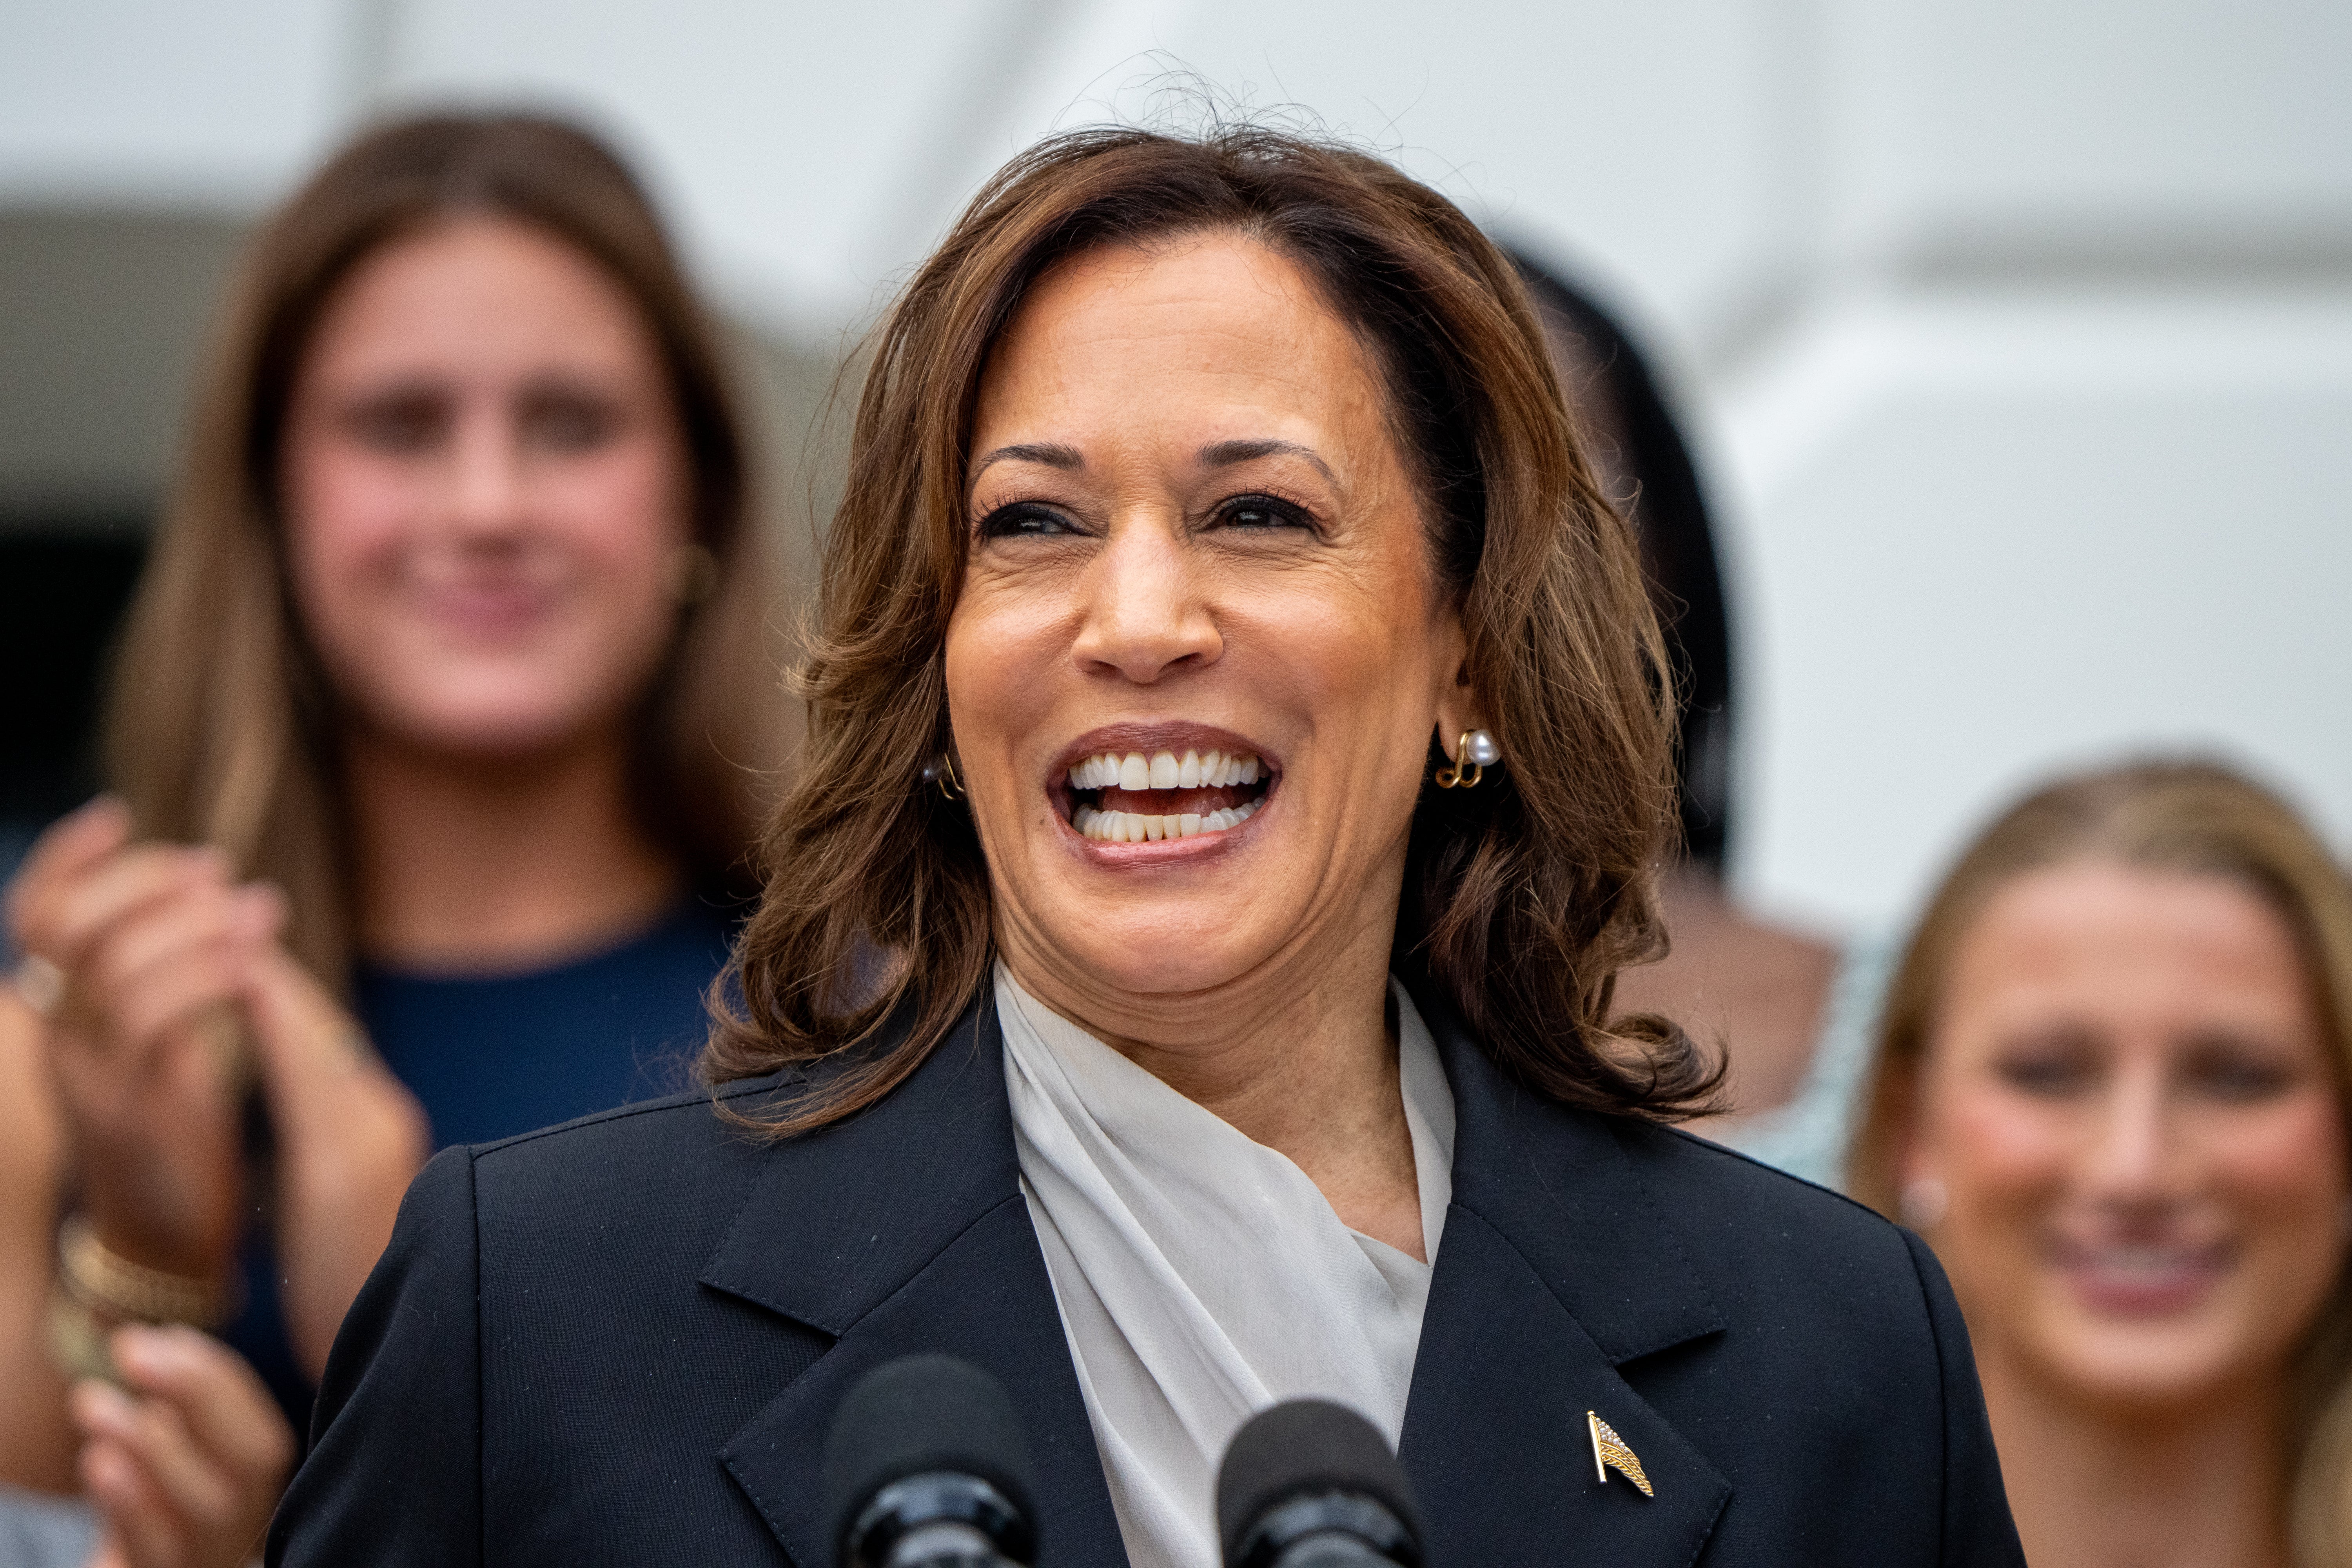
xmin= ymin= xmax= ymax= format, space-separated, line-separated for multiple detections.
xmin=12 ymin=955 xmax=64 ymax=1018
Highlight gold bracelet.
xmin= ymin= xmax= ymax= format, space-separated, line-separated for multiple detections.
xmin=45 ymin=1282 xmax=122 ymax=1385
xmin=56 ymin=1216 xmax=234 ymax=1329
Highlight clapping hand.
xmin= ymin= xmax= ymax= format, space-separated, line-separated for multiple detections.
xmin=8 ymin=798 xmax=428 ymax=1377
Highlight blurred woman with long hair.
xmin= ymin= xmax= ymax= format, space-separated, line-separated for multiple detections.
xmin=1850 ymin=760 xmax=2352 ymax=1568
xmin=0 ymin=113 xmax=783 ymax=1564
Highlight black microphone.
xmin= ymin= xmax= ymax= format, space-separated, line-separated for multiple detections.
xmin=824 ymin=1354 xmax=1040 ymax=1568
xmin=1216 ymin=1401 xmax=1425 ymax=1568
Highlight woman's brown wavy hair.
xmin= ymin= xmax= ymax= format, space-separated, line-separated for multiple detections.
xmin=107 ymin=113 xmax=782 ymax=989
xmin=1845 ymin=759 xmax=2352 ymax=1568
xmin=705 ymin=124 xmax=1719 ymax=1129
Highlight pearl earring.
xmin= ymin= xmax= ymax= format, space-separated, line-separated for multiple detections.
xmin=1898 ymin=1177 xmax=1949 ymax=1231
xmin=1435 ymin=729 xmax=1499 ymax=788
xmin=920 ymin=753 xmax=965 ymax=800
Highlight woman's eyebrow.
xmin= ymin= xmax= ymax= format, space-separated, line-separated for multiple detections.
xmin=1198 ymin=437 xmax=1334 ymax=482
xmin=972 ymin=441 xmax=1083 ymax=478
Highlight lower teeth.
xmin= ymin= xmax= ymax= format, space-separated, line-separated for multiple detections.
xmin=1073 ymin=799 xmax=1260 ymax=842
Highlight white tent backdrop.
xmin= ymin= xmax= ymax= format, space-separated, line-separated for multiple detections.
xmin=4 ymin=0 xmax=2347 ymax=932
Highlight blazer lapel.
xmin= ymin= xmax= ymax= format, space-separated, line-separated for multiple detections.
xmin=1397 ymin=972 xmax=1733 ymax=1566
xmin=701 ymin=991 xmax=1125 ymax=1568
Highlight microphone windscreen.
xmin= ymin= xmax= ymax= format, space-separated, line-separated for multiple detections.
xmin=1215 ymin=1400 xmax=1422 ymax=1566
xmin=822 ymin=1354 xmax=1037 ymax=1559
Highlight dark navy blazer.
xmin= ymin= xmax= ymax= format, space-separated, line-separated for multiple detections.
xmin=267 ymin=976 xmax=2024 ymax=1566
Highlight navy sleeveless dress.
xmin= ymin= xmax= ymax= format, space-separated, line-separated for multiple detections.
xmin=222 ymin=899 xmax=736 ymax=1436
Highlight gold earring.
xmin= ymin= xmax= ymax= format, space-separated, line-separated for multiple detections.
xmin=920 ymin=752 xmax=965 ymax=800
xmin=1435 ymin=729 xmax=1497 ymax=788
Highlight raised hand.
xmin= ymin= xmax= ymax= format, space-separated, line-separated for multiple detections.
xmin=73 ymin=1325 xmax=294 ymax=1568
xmin=9 ymin=799 xmax=429 ymax=1381
xmin=8 ymin=800 xmax=261 ymax=1281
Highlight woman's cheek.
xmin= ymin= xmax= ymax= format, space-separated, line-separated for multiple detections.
xmin=286 ymin=448 xmax=421 ymax=660
xmin=1922 ymin=1076 xmax=2073 ymax=1313
xmin=562 ymin=452 xmax=682 ymax=580
xmin=552 ymin=450 xmax=690 ymax=661
xmin=2211 ymin=1093 xmax=2348 ymax=1307
xmin=1937 ymin=1074 xmax=2076 ymax=1207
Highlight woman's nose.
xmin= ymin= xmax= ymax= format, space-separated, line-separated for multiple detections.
xmin=2080 ymin=1062 xmax=2190 ymax=1204
xmin=444 ymin=407 xmax=529 ymax=537
xmin=1070 ymin=516 xmax=1222 ymax=684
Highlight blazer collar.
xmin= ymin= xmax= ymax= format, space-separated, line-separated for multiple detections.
xmin=700 ymin=989 xmax=1125 ymax=1568
xmin=1396 ymin=967 xmax=1733 ymax=1563
xmin=703 ymin=971 xmax=1735 ymax=1568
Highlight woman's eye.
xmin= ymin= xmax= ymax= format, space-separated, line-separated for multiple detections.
xmin=522 ymin=394 xmax=619 ymax=453
xmin=1996 ymin=1053 xmax=2097 ymax=1098
xmin=2182 ymin=1041 xmax=2299 ymax=1102
xmin=1212 ymin=494 xmax=1311 ymax=532
xmin=976 ymin=502 xmax=1082 ymax=540
xmin=343 ymin=395 xmax=445 ymax=454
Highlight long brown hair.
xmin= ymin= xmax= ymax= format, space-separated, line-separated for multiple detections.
xmin=705 ymin=125 xmax=1717 ymax=1131
xmin=107 ymin=113 xmax=783 ymax=988
xmin=1846 ymin=759 xmax=2352 ymax=1567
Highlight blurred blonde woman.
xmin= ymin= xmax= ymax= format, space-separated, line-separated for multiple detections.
xmin=0 ymin=113 xmax=782 ymax=1565
xmin=1850 ymin=760 xmax=2352 ymax=1568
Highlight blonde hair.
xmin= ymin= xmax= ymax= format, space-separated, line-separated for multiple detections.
xmin=1846 ymin=759 xmax=2352 ymax=1566
xmin=107 ymin=114 xmax=784 ymax=988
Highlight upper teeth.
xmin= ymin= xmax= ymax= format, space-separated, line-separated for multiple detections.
xmin=1069 ymin=749 xmax=1261 ymax=791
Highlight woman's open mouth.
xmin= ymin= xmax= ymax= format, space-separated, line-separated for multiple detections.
xmin=1061 ymin=746 xmax=1275 ymax=843
xmin=2047 ymin=1235 xmax=2236 ymax=1317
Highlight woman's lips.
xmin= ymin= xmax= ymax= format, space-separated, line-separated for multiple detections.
xmin=409 ymin=577 xmax=564 ymax=639
xmin=2047 ymin=1236 xmax=2235 ymax=1316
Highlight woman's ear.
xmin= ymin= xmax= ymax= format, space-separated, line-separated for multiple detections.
xmin=1886 ymin=1066 xmax=1949 ymax=1230
xmin=1430 ymin=613 xmax=1480 ymax=758
xmin=1434 ymin=677 xmax=1485 ymax=765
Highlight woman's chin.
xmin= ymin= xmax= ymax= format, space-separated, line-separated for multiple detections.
xmin=351 ymin=689 xmax=624 ymax=760
xmin=1012 ymin=893 xmax=1299 ymax=1005
xmin=2024 ymin=1297 xmax=2269 ymax=1413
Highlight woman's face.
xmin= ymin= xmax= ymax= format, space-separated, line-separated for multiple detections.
xmin=283 ymin=216 xmax=690 ymax=758
xmin=1904 ymin=859 xmax=2347 ymax=1413
xmin=946 ymin=233 xmax=1475 ymax=1019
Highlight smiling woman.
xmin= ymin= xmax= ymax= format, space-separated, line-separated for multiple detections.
xmin=1849 ymin=760 xmax=2352 ymax=1568
xmin=271 ymin=126 xmax=2024 ymax=1568
xmin=0 ymin=114 xmax=781 ymax=1567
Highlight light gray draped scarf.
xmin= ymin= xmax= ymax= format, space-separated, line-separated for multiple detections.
xmin=996 ymin=963 xmax=1454 ymax=1568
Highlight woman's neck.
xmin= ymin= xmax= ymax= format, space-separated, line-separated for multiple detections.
xmin=1979 ymin=1341 xmax=2290 ymax=1568
xmin=347 ymin=724 xmax=681 ymax=973
xmin=1002 ymin=894 xmax=1425 ymax=1259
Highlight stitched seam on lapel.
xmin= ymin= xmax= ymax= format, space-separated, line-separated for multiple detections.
xmin=704 ymin=1185 xmax=1032 ymax=1339
xmin=722 ymin=1448 xmax=817 ymax=1564
xmin=838 ymin=1187 xmax=1033 ymax=1334
xmin=1601 ymin=1127 xmax=1728 ymax=1361
xmin=717 ymin=1190 xmax=1045 ymax=1553
xmin=1446 ymin=1193 xmax=1719 ymax=1368
xmin=1457 ymin=1122 xmax=1726 ymax=1365
xmin=1675 ymin=1496 xmax=1730 ymax=1568
xmin=700 ymin=998 xmax=1009 ymax=1337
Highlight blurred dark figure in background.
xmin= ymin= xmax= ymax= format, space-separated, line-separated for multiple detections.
xmin=1512 ymin=255 xmax=1861 ymax=1177
xmin=1849 ymin=760 xmax=2352 ymax=1568
xmin=0 ymin=113 xmax=782 ymax=1565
